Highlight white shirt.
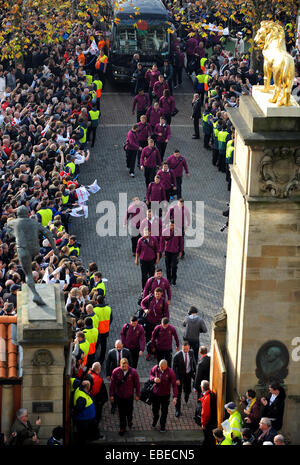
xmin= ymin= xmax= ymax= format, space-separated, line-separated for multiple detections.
xmin=269 ymin=394 xmax=277 ymax=405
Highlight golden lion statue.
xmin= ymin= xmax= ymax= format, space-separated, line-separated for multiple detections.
xmin=254 ymin=21 xmax=295 ymax=106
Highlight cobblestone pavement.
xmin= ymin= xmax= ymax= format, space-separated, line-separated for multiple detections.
xmin=73 ymin=73 xmax=230 ymax=438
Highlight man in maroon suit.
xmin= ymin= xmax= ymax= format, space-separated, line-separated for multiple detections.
xmin=109 ymin=358 xmax=140 ymax=436
xmin=143 ymin=267 xmax=171 ymax=305
xmin=136 ymin=227 xmax=159 ymax=289
xmin=120 ymin=315 xmax=145 ymax=369
xmin=161 ymin=220 xmax=183 ymax=286
xmin=150 ymin=317 xmax=180 ymax=367
xmin=149 ymin=359 xmax=178 ymax=432
xmin=139 ymin=209 xmax=163 ymax=255
xmin=140 ymin=138 xmax=161 ymax=188
xmin=141 ymin=287 xmax=169 ymax=343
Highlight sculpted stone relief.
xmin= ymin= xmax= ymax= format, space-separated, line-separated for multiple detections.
xmin=259 ymin=147 xmax=300 ymax=198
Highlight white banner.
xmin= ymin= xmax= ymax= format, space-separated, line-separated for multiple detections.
xmin=87 ymin=179 xmax=101 ymax=194
xmin=70 ymin=205 xmax=86 ymax=217
xmin=76 ymin=186 xmax=90 ymax=205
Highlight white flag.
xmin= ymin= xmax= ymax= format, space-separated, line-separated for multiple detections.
xmin=89 ymin=39 xmax=99 ymax=55
xmin=83 ymin=204 xmax=89 ymax=219
xmin=87 ymin=179 xmax=101 ymax=194
xmin=76 ymin=186 xmax=90 ymax=205
xmin=70 ymin=206 xmax=85 ymax=217
xmin=42 ymin=266 xmax=50 ymax=283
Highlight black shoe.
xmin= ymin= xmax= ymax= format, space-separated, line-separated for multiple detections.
xmin=119 ymin=430 xmax=126 ymax=436
xmin=192 ymin=136 xmax=200 ymax=139
xmin=160 ymin=428 xmax=166 ymax=433
xmin=175 ymin=410 xmax=181 ymax=418
xmin=172 ymin=281 xmax=176 ymax=286
xmin=152 ymin=421 xmax=157 ymax=428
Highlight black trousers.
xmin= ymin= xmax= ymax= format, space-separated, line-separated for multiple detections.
xmin=116 ymin=395 xmax=134 ymax=431
xmin=87 ymin=126 xmax=97 ymax=147
xmin=202 ymin=426 xmax=216 ymax=446
xmin=74 ymin=418 xmax=98 ymax=442
xmin=165 ymin=187 xmax=176 ymax=202
xmin=126 ymin=149 xmax=138 ymax=174
xmin=176 ymin=372 xmax=192 ymax=412
xmin=131 ymin=233 xmax=141 ymax=254
xmin=98 ymin=334 xmax=108 ymax=365
xmin=137 ymin=140 xmax=147 ymax=167
xmin=204 ymin=133 xmax=211 ymax=149
xmin=152 ymin=394 xmax=170 ymax=429
xmin=193 ymin=117 xmax=200 ymax=138
xmin=129 ymin=347 xmax=140 ymax=369
xmin=140 ymin=258 xmax=156 ymax=289
xmin=156 ymin=349 xmax=172 ymax=368
xmin=144 ymin=166 xmax=156 ymax=188
xmin=186 ymin=339 xmax=199 ymax=364
xmin=173 ymin=68 xmax=183 ymax=86
xmin=165 ymin=251 xmax=179 ymax=284
xmin=212 ymin=148 xmax=219 ymax=166
xmin=176 ymin=176 xmax=182 ymax=199
xmin=181 ymin=228 xmax=185 ymax=258
xmin=218 ymin=151 xmax=226 ymax=173
xmin=157 ymin=141 xmax=167 ymax=161
xmin=165 ymin=113 xmax=172 ymax=126
xmin=145 ymin=320 xmax=157 ymax=343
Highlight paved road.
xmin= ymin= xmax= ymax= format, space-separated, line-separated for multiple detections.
xmin=73 ymin=73 xmax=230 ymax=436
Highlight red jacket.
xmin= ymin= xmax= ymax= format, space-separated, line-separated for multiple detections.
xmin=199 ymin=389 xmax=217 ymax=428
xmin=88 ymin=369 xmax=103 ymax=397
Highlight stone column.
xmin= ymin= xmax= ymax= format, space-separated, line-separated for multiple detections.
xmin=17 ymin=284 xmax=72 ymax=443
xmin=223 ymin=88 xmax=300 ymax=444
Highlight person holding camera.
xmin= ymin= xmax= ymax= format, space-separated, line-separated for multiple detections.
xmin=9 ymin=408 xmax=41 ymax=445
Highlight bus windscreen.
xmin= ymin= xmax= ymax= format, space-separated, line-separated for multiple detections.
xmin=113 ymin=26 xmax=168 ymax=55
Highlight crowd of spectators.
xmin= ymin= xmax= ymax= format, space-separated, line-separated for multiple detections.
xmin=0 ymin=0 xmax=298 ymax=446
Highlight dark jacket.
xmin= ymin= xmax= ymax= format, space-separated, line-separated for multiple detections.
xmin=194 ymin=355 xmax=210 ymax=392
xmin=105 ymin=348 xmax=133 ymax=377
xmin=261 ymin=387 xmax=286 ymax=431
xmin=255 ymin=426 xmax=278 ymax=446
xmin=192 ymin=99 xmax=202 ymax=119
xmin=173 ymin=349 xmax=196 ymax=380
xmin=9 ymin=418 xmax=40 ymax=446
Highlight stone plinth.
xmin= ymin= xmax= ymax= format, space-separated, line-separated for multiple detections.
xmin=252 ymin=85 xmax=300 ymax=118
xmin=223 ymin=95 xmax=300 ymax=444
xmin=17 ymin=284 xmax=72 ymax=443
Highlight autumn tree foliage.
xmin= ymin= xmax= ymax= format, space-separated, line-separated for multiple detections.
xmin=172 ymin=0 xmax=299 ymax=50
xmin=0 ymin=0 xmax=110 ymax=62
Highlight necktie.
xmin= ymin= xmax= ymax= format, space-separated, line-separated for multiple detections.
xmin=185 ymin=353 xmax=188 ymax=373
xmin=118 ymin=350 xmax=120 ymax=365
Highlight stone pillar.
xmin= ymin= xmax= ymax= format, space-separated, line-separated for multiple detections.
xmin=224 ymin=88 xmax=300 ymax=444
xmin=17 ymin=284 xmax=72 ymax=443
